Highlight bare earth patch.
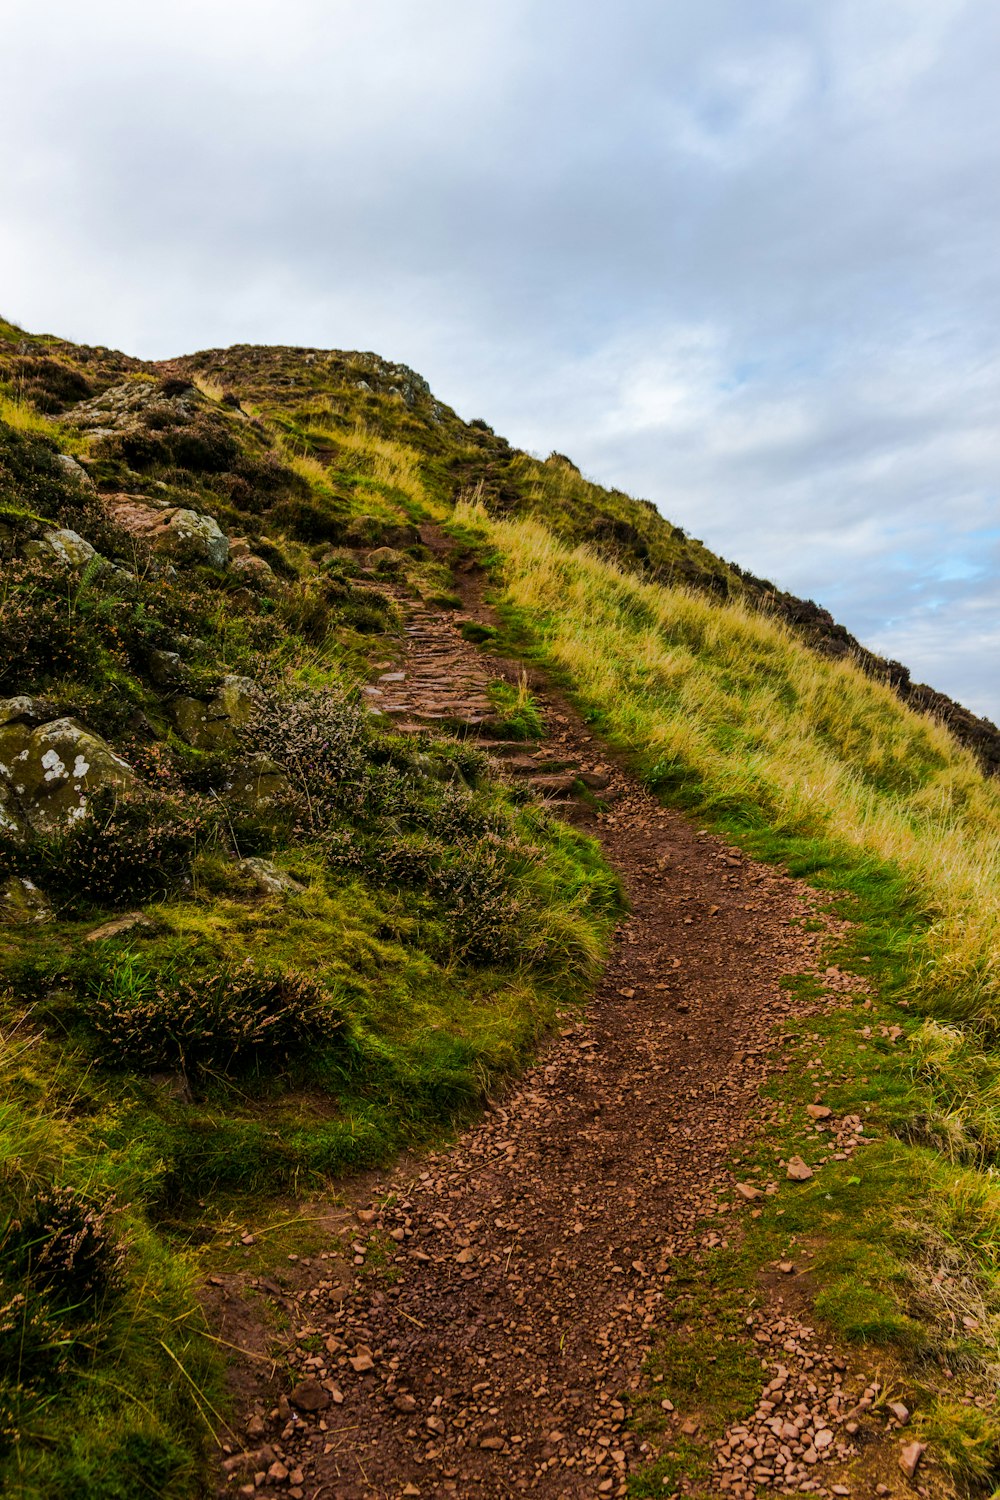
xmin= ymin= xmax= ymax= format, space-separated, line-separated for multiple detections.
xmin=212 ymin=588 xmax=934 ymax=1500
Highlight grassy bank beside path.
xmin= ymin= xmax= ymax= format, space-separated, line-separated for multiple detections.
xmin=449 ymin=500 xmax=1000 ymax=1492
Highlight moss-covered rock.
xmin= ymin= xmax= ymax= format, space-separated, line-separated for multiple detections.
xmin=222 ymin=754 xmax=290 ymax=811
xmin=169 ymin=674 xmax=261 ymax=750
xmin=0 ymin=874 xmax=52 ymax=923
xmin=22 ymin=527 xmax=98 ymax=568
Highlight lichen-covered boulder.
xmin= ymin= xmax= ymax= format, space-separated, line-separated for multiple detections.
xmin=23 ymin=528 xmax=98 ymax=568
xmin=104 ymin=495 xmax=229 ymax=570
xmin=237 ymin=857 xmax=303 ymax=897
xmin=54 ymin=453 xmax=96 ymax=492
xmin=162 ymin=508 xmax=229 ymax=569
xmin=169 ymin=675 xmax=260 ymax=750
xmin=0 ymin=699 xmax=135 ymax=835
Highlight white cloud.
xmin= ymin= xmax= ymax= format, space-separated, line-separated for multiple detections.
xmin=1 ymin=0 xmax=998 ymax=719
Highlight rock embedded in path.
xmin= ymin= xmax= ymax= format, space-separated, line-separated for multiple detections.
xmin=289 ymin=1378 xmax=330 ymax=1413
xmin=899 ymin=1439 xmax=926 ymax=1477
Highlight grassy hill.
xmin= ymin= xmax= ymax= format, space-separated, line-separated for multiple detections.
xmin=2 ymin=316 xmax=1000 ymax=1496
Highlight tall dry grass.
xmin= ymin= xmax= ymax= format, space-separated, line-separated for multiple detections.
xmin=454 ymin=501 xmax=1000 ymax=1025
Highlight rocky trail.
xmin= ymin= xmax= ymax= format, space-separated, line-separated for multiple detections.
xmin=212 ymin=549 xmax=920 ymax=1500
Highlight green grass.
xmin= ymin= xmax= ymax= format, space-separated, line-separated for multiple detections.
xmin=486 ymin=675 xmax=545 ymax=740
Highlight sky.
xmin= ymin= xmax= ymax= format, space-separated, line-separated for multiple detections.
xmin=2 ymin=0 xmax=998 ymax=720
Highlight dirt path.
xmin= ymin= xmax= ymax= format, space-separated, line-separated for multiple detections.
xmin=214 ymin=556 xmax=901 ymax=1500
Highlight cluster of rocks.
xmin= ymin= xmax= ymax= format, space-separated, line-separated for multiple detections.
xmin=711 ymin=1318 xmax=921 ymax=1497
xmin=102 ymin=490 xmax=273 ymax=583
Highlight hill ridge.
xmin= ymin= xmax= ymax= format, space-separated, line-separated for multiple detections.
xmin=3 ymin=315 xmax=996 ymax=772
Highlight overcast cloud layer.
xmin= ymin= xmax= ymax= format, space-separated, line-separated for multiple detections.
xmin=2 ymin=0 xmax=998 ymax=719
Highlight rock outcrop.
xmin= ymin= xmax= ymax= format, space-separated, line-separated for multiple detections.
xmin=105 ymin=495 xmax=230 ymax=569
xmin=169 ymin=674 xmax=261 ymax=750
xmin=0 ymin=697 xmax=135 ymax=835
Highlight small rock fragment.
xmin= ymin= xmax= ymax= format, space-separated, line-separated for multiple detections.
xmin=289 ymin=1378 xmax=330 ymax=1413
xmin=786 ymin=1156 xmax=814 ymax=1181
xmin=899 ymin=1440 xmax=926 ymax=1479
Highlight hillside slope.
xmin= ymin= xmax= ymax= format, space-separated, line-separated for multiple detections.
xmin=5 ymin=317 xmax=998 ymax=770
xmin=2 ymin=318 xmax=1000 ymax=1498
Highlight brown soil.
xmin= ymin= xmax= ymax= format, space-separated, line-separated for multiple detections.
xmin=212 ymin=543 xmax=922 ymax=1500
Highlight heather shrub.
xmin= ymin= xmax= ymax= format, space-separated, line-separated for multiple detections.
xmin=0 ymin=1283 xmax=77 ymax=1435
xmin=16 ymin=787 xmax=218 ymax=910
xmin=245 ymin=689 xmax=370 ymax=830
xmin=3 ymin=1185 xmax=126 ymax=1309
xmin=428 ymin=843 xmax=527 ymax=965
xmin=83 ymin=954 xmax=343 ymax=1075
xmin=0 ymin=560 xmax=116 ymax=690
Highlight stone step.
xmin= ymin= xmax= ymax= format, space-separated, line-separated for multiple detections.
xmin=526 ymin=772 xmax=580 ymax=798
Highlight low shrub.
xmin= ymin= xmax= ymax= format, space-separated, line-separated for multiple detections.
xmin=16 ymin=787 xmax=218 ymax=910
xmin=83 ymin=954 xmax=343 ymax=1075
xmin=3 ymin=1185 xmax=126 ymax=1309
xmin=460 ymin=620 xmax=497 ymax=645
xmin=0 ymin=1282 xmax=77 ymax=1407
xmin=245 ymin=689 xmax=371 ymax=831
xmin=268 ymin=497 xmax=348 ymax=543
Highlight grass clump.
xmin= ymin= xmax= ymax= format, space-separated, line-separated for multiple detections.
xmin=82 ymin=953 xmax=343 ymax=1077
xmin=486 ymin=674 xmax=545 ymax=740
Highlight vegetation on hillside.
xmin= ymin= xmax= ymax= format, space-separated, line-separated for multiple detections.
xmin=447 ymin=499 xmax=1000 ymax=1488
xmin=0 ymin=328 xmax=620 ymax=1496
xmin=3 ymin=314 xmax=1000 ymax=1492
